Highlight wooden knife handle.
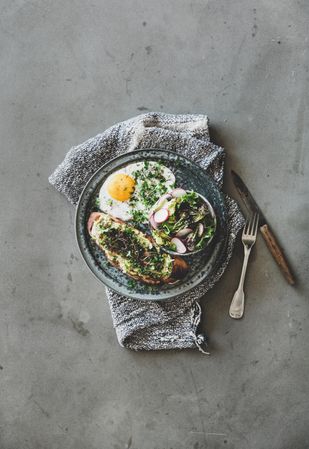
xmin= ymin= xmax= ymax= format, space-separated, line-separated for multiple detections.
xmin=260 ymin=224 xmax=295 ymax=285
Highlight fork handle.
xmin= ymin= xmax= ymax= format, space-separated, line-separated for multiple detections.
xmin=229 ymin=246 xmax=251 ymax=319
xmin=260 ymin=224 xmax=295 ymax=285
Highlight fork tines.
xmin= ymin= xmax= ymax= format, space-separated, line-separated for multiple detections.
xmin=243 ymin=212 xmax=259 ymax=237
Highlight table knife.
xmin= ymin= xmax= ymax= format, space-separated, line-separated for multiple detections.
xmin=231 ymin=170 xmax=295 ymax=285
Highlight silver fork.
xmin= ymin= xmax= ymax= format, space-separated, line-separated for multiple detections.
xmin=229 ymin=213 xmax=259 ymax=319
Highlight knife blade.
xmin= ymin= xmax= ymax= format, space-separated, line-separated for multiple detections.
xmin=231 ymin=170 xmax=295 ymax=285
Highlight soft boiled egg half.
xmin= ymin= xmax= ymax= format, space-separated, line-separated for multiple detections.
xmin=98 ymin=161 xmax=175 ymax=222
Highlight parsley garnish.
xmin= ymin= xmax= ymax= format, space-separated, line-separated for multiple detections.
xmin=128 ymin=279 xmax=137 ymax=288
xmin=132 ymin=210 xmax=147 ymax=223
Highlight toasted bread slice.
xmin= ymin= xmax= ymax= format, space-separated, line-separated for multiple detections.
xmin=88 ymin=212 xmax=188 ymax=285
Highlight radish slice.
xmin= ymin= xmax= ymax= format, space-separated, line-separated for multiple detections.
xmin=87 ymin=212 xmax=102 ymax=234
xmin=171 ymin=237 xmax=187 ymax=254
xmin=175 ymin=227 xmax=192 ymax=238
xmin=161 ymin=193 xmax=173 ymax=201
xmin=172 ymin=188 xmax=186 ymax=198
xmin=149 ymin=214 xmax=158 ymax=229
xmin=154 ymin=208 xmax=169 ymax=223
xmin=151 ymin=193 xmax=173 ymax=216
xmin=152 ymin=197 xmax=169 ymax=213
xmin=198 ymin=223 xmax=204 ymax=237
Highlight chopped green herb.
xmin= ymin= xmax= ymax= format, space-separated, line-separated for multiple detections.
xmin=132 ymin=210 xmax=147 ymax=224
xmin=128 ymin=279 xmax=137 ymax=288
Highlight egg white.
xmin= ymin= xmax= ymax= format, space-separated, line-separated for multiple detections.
xmin=98 ymin=161 xmax=175 ymax=222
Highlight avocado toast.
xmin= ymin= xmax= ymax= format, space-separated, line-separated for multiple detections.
xmin=88 ymin=212 xmax=188 ymax=285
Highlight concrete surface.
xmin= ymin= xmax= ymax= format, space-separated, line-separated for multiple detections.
xmin=1 ymin=0 xmax=308 ymax=448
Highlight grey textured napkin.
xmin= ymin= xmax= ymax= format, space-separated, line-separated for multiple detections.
xmin=49 ymin=112 xmax=244 ymax=353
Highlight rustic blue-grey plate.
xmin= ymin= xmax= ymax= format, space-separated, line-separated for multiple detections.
xmin=75 ymin=149 xmax=228 ymax=301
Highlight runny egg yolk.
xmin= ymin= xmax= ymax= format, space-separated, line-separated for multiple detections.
xmin=107 ymin=173 xmax=136 ymax=201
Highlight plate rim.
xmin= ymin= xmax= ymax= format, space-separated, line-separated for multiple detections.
xmin=75 ymin=148 xmax=229 ymax=301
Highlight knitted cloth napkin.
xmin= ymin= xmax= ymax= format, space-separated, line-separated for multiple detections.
xmin=49 ymin=112 xmax=244 ymax=353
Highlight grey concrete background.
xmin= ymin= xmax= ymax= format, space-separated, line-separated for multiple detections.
xmin=1 ymin=0 xmax=308 ymax=448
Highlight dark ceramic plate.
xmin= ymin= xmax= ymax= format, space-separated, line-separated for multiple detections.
xmin=75 ymin=149 xmax=228 ymax=301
